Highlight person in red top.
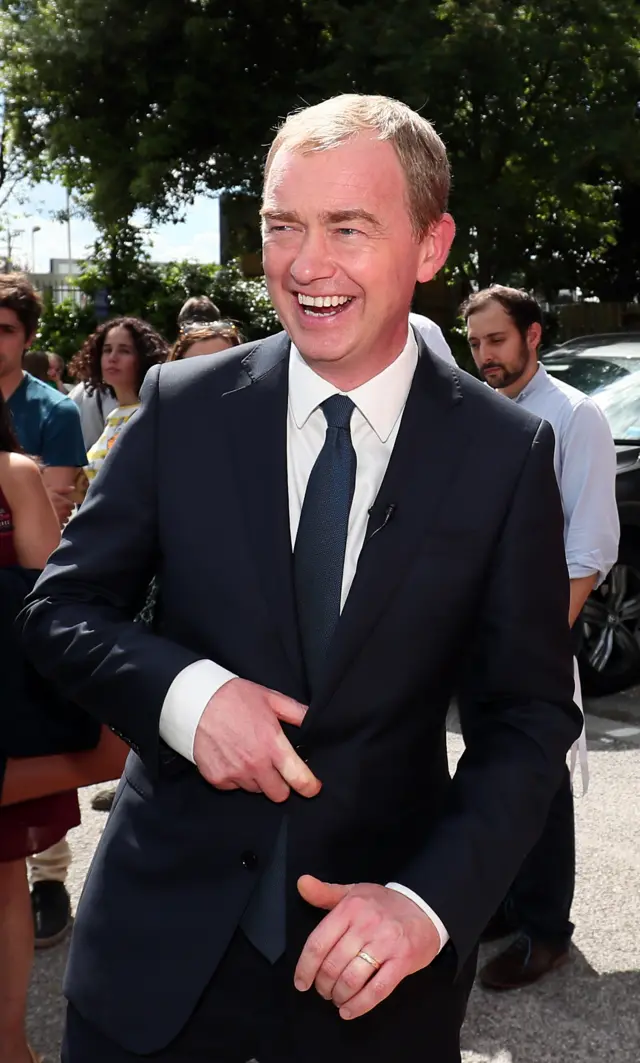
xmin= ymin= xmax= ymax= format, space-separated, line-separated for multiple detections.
xmin=0 ymin=392 xmax=75 ymax=1063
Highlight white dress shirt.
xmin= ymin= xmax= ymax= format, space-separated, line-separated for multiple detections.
xmin=514 ymin=365 xmax=619 ymax=586
xmin=160 ymin=328 xmax=449 ymax=949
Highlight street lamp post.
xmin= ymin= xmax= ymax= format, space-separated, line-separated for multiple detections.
xmin=31 ymin=225 xmax=41 ymax=273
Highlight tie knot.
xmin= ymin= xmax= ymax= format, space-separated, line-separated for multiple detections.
xmin=321 ymin=394 xmax=355 ymax=430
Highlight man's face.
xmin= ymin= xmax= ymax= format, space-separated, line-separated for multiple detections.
xmin=0 ymin=307 xmax=31 ymax=380
xmin=262 ymin=135 xmax=454 ymax=381
xmin=467 ymin=301 xmax=539 ymax=390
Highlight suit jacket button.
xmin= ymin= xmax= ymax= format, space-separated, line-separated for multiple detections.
xmin=241 ymin=851 xmax=258 ymax=870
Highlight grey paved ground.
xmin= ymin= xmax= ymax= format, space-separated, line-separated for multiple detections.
xmin=27 ymin=712 xmax=640 ymax=1062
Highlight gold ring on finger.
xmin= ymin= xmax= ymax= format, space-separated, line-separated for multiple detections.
xmin=356 ymin=950 xmax=381 ymax=971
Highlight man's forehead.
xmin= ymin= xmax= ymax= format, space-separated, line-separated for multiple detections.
xmin=467 ymin=304 xmax=514 ymax=333
xmin=0 ymin=307 xmax=21 ymax=328
xmin=264 ymin=138 xmax=404 ymax=201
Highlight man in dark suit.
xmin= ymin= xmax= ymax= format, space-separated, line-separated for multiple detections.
xmin=21 ymin=94 xmax=582 ymax=1063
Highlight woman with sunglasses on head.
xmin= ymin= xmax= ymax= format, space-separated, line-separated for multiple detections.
xmin=168 ymin=321 xmax=245 ymax=362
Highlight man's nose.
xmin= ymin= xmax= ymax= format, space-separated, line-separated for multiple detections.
xmin=290 ymin=230 xmax=335 ymax=286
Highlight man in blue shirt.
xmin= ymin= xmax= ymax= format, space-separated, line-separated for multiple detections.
xmin=461 ymin=285 xmax=619 ymax=990
xmin=0 ymin=272 xmax=87 ymax=951
xmin=0 ymin=275 xmax=86 ymax=525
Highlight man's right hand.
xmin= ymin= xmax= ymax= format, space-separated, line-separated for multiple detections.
xmin=193 ymin=678 xmax=321 ymax=803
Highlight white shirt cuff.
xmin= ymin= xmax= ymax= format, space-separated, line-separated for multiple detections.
xmin=385 ymin=883 xmax=449 ymax=953
xmin=159 ymin=659 xmax=238 ymax=763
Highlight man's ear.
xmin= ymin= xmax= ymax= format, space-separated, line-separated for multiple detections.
xmin=416 ymin=213 xmax=456 ymax=285
xmin=24 ymin=330 xmax=37 ymax=352
xmin=528 ymin=322 xmax=543 ymax=354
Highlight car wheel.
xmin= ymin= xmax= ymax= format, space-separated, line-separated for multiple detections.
xmin=579 ymin=541 xmax=640 ymax=696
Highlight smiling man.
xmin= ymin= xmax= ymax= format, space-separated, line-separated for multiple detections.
xmin=21 ymin=96 xmax=581 ymax=1063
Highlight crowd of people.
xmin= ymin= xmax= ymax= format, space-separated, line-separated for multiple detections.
xmin=0 ymin=286 xmax=249 ymax=1062
xmin=0 ymin=91 xmax=620 ymax=1063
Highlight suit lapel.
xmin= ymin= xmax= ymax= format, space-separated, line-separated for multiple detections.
xmin=304 ymin=342 xmax=472 ymax=725
xmin=220 ymin=333 xmax=306 ymax=692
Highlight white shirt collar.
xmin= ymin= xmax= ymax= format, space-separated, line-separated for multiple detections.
xmin=515 ymin=363 xmax=549 ymax=404
xmin=288 ymin=329 xmax=418 ymax=443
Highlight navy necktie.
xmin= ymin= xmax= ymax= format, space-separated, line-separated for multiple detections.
xmin=294 ymin=394 xmax=357 ymax=695
xmin=241 ymin=395 xmax=356 ymax=963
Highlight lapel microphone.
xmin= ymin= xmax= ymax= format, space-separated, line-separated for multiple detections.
xmin=367 ymin=502 xmax=397 ymax=541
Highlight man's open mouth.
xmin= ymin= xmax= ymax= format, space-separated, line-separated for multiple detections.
xmin=296 ymin=293 xmax=355 ymax=317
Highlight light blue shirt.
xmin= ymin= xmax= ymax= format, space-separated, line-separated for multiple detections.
xmin=514 ymin=365 xmax=619 ymax=585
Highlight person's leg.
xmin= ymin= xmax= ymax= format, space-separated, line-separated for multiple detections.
xmin=27 ymin=835 xmax=72 ymax=886
xmin=27 ymin=836 xmax=72 ymax=947
xmin=0 ymin=859 xmax=35 ymax=1063
xmin=479 ymin=767 xmax=575 ymax=989
xmin=512 ymin=765 xmax=575 ymax=943
xmin=456 ymin=694 xmax=517 ymax=941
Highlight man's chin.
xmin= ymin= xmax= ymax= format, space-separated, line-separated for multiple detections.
xmin=482 ymin=372 xmax=506 ymax=389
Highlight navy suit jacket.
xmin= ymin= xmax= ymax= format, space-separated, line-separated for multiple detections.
xmin=20 ymin=332 xmax=582 ymax=1054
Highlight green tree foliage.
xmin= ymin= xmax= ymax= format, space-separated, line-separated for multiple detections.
xmin=3 ymin=0 xmax=639 ymax=296
xmin=2 ymin=0 xmax=321 ymax=225
xmin=77 ymin=225 xmax=279 ymax=339
xmin=588 ymin=182 xmax=640 ymax=301
xmin=36 ymin=294 xmax=99 ymax=362
xmin=306 ymin=0 xmax=640 ymax=294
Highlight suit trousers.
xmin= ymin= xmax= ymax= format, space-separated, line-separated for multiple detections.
xmin=62 ymin=930 xmax=473 ymax=1063
xmin=458 ymin=697 xmax=575 ymax=944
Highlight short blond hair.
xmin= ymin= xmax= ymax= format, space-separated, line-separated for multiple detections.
xmin=264 ymin=94 xmax=450 ymax=235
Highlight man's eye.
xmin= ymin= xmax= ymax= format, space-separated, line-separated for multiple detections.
xmin=268 ymin=224 xmax=293 ymax=233
xmin=336 ymin=228 xmax=361 ymax=237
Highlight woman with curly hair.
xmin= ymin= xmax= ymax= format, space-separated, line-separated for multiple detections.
xmin=167 ymin=321 xmax=245 ymax=362
xmin=70 ymin=318 xmax=168 ymax=486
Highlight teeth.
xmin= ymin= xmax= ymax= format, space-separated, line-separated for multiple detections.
xmin=297 ymin=293 xmax=351 ymax=307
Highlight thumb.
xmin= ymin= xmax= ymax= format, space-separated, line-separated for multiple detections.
xmin=297 ymin=874 xmax=352 ymax=910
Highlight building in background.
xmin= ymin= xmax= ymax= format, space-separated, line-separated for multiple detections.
xmin=29 ymin=258 xmax=83 ymax=305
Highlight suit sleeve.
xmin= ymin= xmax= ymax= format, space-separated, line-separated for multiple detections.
xmin=19 ymin=365 xmax=202 ymax=776
xmin=396 ymin=420 xmax=582 ymax=971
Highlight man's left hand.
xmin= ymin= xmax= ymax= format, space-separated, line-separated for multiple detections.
xmin=294 ymin=875 xmax=441 ymax=1020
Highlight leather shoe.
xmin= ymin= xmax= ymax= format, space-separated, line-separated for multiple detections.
xmin=31 ymin=881 xmax=71 ymax=949
xmin=479 ymin=934 xmax=570 ymax=990
xmin=91 ymin=785 xmax=117 ymax=812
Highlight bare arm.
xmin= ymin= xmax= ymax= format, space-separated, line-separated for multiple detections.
xmin=2 ymin=454 xmax=61 ymax=568
xmin=41 ymin=465 xmax=79 ymax=525
xmin=569 ymin=574 xmax=597 ymax=629
xmin=1 ymin=728 xmax=128 ymax=806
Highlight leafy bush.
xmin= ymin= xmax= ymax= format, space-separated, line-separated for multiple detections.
xmin=35 ymin=293 xmax=98 ymax=363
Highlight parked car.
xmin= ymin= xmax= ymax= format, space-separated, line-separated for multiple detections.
xmin=543 ymin=356 xmax=640 ymax=694
xmin=542 ymin=332 xmax=640 ymax=396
